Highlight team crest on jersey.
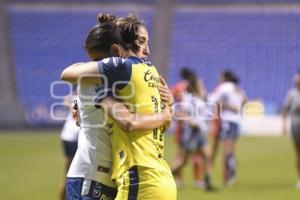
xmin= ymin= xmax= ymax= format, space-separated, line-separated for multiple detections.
xmin=92 ymin=188 xmax=101 ymax=198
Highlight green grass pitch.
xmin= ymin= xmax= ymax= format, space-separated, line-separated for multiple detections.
xmin=0 ymin=130 xmax=299 ymax=200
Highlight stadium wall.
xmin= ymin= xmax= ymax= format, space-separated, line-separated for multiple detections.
xmin=0 ymin=0 xmax=25 ymax=128
xmin=1 ymin=0 xmax=299 ymax=134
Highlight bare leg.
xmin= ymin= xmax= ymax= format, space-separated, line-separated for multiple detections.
xmin=223 ymin=139 xmax=236 ymax=185
xmin=173 ymin=149 xmax=183 ymax=182
xmin=211 ymin=117 xmax=221 ymax=163
xmin=198 ymin=145 xmax=216 ymax=191
xmin=172 ymin=150 xmax=191 ymax=178
xmin=211 ymin=134 xmax=220 ymax=164
xmin=192 ymin=152 xmax=202 ymax=182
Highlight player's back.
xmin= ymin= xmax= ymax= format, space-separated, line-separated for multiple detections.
xmin=67 ymin=83 xmax=115 ymax=187
xmin=181 ymin=93 xmax=208 ymax=133
xmin=215 ymin=82 xmax=244 ymax=123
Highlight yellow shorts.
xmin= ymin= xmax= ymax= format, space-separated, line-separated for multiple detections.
xmin=115 ymin=166 xmax=177 ymax=200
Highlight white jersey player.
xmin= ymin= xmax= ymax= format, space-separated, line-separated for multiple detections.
xmin=212 ymin=71 xmax=247 ymax=186
xmin=66 ymin=83 xmax=117 ymax=199
xmin=172 ymin=74 xmax=215 ymax=191
xmin=59 ymin=93 xmax=80 ymax=200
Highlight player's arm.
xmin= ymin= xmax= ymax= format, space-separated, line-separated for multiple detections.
xmin=197 ymin=79 xmax=207 ymax=100
xmin=98 ymin=97 xmax=172 ymax=132
xmin=61 ymin=62 xmax=101 ymax=84
xmin=240 ymin=87 xmax=248 ymax=106
xmin=61 ymin=57 xmax=126 ymax=86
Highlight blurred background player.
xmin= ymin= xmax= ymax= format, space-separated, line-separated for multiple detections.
xmin=172 ymin=73 xmax=215 ymax=191
xmin=59 ymin=89 xmax=80 ymax=200
xmin=209 ymin=85 xmax=222 ymax=164
xmin=211 ymin=70 xmax=247 ymax=186
xmin=282 ymin=71 xmax=300 ymax=190
xmin=171 ymin=67 xmax=207 ymax=188
xmin=65 ymin=18 xmax=123 ymax=200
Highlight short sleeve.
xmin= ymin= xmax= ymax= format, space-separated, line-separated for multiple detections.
xmin=98 ymin=57 xmax=132 ymax=90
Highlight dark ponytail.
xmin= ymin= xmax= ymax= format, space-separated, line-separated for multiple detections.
xmin=187 ymin=74 xmax=199 ymax=95
xmin=97 ymin=13 xmax=117 ymax=24
xmin=84 ymin=13 xmax=122 ymax=55
xmin=222 ymin=70 xmax=239 ymax=84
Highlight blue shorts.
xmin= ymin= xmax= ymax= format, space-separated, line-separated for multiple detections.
xmin=62 ymin=140 xmax=78 ymax=157
xmin=220 ymin=121 xmax=240 ymax=140
xmin=181 ymin=127 xmax=207 ymax=151
xmin=66 ymin=178 xmax=117 ymax=200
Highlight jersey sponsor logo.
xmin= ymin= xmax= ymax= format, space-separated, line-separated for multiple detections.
xmin=144 ymin=70 xmax=160 ymax=88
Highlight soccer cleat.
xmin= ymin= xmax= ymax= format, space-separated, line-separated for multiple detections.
xmin=205 ymin=183 xmax=217 ymax=192
xmin=194 ymin=180 xmax=205 ymax=189
xmin=224 ymin=176 xmax=238 ymax=187
xmin=203 ymin=174 xmax=217 ymax=192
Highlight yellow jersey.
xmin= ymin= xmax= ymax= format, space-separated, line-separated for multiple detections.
xmin=98 ymin=56 xmax=171 ymax=179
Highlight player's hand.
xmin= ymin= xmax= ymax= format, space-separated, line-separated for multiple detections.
xmin=161 ymin=105 xmax=172 ymax=128
xmin=71 ymin=100 xmax=80 ymax=127
xmin=158 ymin=76 xmax=174 ymax=106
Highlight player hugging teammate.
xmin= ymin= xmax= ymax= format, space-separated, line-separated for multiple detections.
xmin=61 ymin=13 xmax=177 ymax=200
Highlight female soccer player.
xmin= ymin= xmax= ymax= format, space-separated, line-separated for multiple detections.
xmin=283 ymin=72 xmax=300 ymax=190
xmin=171 ymin=67 xmax=207 ymax=188
xmin=172 ymin=73 xmax=215 ymax=191
xmin=61 ymin=15 xmax=177 ymax=200
xmin=64 ymin=14 xmax=173 ymax=200
xmin=59 ymin=91 xmax=79 ymax=200
xmin=212 ymin=71 xmax=247 ymax=186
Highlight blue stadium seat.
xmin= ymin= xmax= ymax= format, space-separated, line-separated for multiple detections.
xmin=7 ymin=7 xmax=153 ymax=125
xmin=169 ymin=10 xmax=300 ymax=110
xmin=11 ymin=0 xmax=156 ymax=3
xmin=177 ymin=0 xmax=300 ymax=3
